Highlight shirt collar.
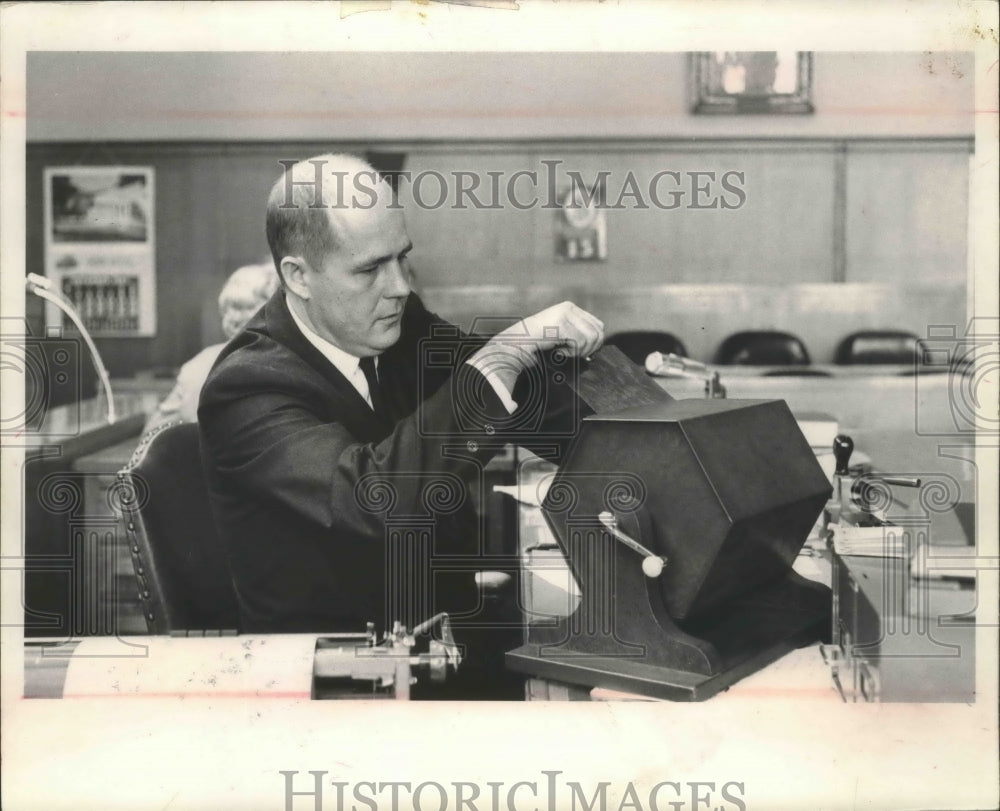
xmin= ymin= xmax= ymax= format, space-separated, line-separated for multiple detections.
xmin=286 ymin=295 xmax=376 ymax=382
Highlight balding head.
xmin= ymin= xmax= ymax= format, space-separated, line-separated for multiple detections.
xmin=265 ymin=153 xmax=393 ymax=287
xmin=267 ymin=153 xmax=412 ymax=356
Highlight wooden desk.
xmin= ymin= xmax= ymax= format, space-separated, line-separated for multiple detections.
xmin=656 ymin=369 xmax=960 ymax=434
xmin=688 ymin=363 xmax=919 ymax=377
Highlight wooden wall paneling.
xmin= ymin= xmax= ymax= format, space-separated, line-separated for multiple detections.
xmin=402 ymin=144 xmax=837 ymax=290
xmin=26 ymin=145 xmax=295 ymax=377
xmin=767 ymin=282 xmax=966 ymax=362
xmin=845 ymin=141 xmax=970 ymax=284
xmin=191 ymin=151 xmax=278 ymax=346
xmin=24 ymin=153 xmax=47 ymax=333
xmin=25 ymin=138 xmax=971 ymax=375
xmin=420 ymin=286 xmax=584 ymax=335
xmin=400 ymin=151 xmax=537 ymax=288
xmin=189 ymin=153 xmax=230 ymax=349
xmin=586 ymin=285 xmax=755 ymax=361
xmin=530 ymin=150 xmax=678 ymax=287
xmin=524 ymin=145 xmax=837 ymax=288
xmin=214 ymin=151 xmax=277 ymax=272
xmin=832 ymin=143 xmax=847 ymax=283
xmin=24 ymin=153 xmax=45 ymax=281
xmin=150 ymin=152 xmax=201 ymax=371
xmin=695 ymin=146 xmax=836 ymax=285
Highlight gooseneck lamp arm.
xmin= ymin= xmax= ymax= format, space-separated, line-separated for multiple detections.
xmin=25 ymin=273 xmax=117 ymax=424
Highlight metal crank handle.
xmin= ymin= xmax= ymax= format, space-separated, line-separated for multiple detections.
xmin=878 ymin=476 xmax=922 ymax=488
xmin=597 ymin=511 xmax=667 ymax=578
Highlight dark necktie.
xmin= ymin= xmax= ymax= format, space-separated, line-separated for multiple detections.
xmin=359 ymin=355 xmax=387 ymax=420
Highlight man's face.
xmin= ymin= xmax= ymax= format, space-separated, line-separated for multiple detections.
xmin=299 ymin=200 xmax=413 ymax=357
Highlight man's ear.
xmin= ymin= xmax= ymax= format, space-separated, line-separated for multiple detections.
xmin=280 ymin=256 xmax=310 ymax=300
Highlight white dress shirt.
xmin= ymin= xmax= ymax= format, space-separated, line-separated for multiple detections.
xmin=288 ymin=301 xmax=376 ymax=408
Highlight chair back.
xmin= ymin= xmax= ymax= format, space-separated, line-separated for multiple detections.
xmin=762 ymin=368 xmax=832 ymax=377
xmin=116 ymin=422 xmax=239 ymax=634
xmin=714 ymin=330 xmax=811 ymax=365
xmin=834 ymin=330 xmax=919 ymax=365
xmin=605 ymin=331 xmax=688 ymax=365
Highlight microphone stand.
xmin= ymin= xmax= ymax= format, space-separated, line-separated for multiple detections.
xmin=25 ymin=273 xmax=118 ymax=424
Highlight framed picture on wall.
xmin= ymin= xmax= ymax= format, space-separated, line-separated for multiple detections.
xmin=690 ymin=51 xmax=814 ymax=114
xmin=554 ymin=181 xmax=607 ymax=262
xmin=42 ymin=166 xmax=157 ymax=336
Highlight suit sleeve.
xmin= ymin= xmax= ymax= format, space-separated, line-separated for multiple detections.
xmin=199 ymin=347 xmax=511 ymax=541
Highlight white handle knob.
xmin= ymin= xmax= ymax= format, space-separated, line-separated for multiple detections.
xmin=597 ymin=511 xmax=667 ymax=578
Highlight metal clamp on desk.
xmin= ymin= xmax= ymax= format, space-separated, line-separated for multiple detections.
xmin=312 ymin=614 xmax=462 ymax=700
xmin=820 ymin=434 xmax=975 ymax=703
xmin=25 ymin=614 xmax=463 ymax=700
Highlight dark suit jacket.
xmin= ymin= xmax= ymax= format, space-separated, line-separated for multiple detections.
xmin=199 ymin=291 xmax=579 ymax=633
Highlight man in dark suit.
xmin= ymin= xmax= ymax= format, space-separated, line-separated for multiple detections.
xmin=199 ymin=154 xmax=604 ymax=668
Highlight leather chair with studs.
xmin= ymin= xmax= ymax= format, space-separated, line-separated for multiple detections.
xmin=116 ymin=421 xmax=240 ymax=635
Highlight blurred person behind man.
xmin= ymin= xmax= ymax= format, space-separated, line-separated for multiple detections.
xmin=144 ymin=263 xmax=278 ymax=434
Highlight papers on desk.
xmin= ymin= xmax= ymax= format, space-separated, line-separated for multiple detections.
xmin=831 ymin=522 xmax=978 ymax=588
xmin=911 ymin=544 xmax=979 ymax=582
xmin=830 ymin=524 xmax=912 ymax=557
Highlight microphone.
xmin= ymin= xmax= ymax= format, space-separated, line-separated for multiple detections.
xmin=645 ymin=352 xmax=727 ymax=399
xmin=645 ymin=351 xmax=710 ymax=376
xmin=25 ymin=273 xmax=117 ymax=424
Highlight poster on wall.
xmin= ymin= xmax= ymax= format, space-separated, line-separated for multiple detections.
xmin=43 ymin=166 xmax=156 ymax=336
xmin=555 ymin=180 xmax=607 ymax=262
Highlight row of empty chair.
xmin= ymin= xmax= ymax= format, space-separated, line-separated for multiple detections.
xmin=605 ymin=329 xmax=922 ymax=367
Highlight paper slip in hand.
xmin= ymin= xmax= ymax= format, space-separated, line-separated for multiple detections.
xmin=573 ymin=344 xmax=674 ymax=415
xmin=493 ymin=474 xmax=555 ymax=507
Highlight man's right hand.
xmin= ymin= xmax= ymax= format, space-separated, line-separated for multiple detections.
xmin=468 ymin=301 xmax=605 ymax=401
xmin=506 ymin=301 xmax=605 ymax=359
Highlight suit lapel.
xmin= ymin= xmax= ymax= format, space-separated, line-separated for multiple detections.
xmin=263 ymin=292 xmax=391 ymax=440
xmin=374 ymin=343 xmax=411 ymax=427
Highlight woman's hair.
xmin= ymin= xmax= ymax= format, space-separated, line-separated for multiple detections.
xmin=218 ymin=263 xmax=279 ymax=338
